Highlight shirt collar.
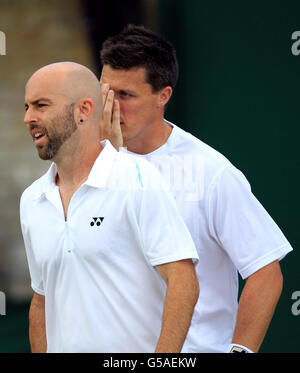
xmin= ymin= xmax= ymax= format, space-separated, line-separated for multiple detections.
xmin=84 ymin=140 xmax=117 ymax=188
xmin=31 ymin=140 xmax=117 ymax=200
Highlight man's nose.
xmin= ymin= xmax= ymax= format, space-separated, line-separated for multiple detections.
xmin=24 ymin=107 xmax=36 ymax=126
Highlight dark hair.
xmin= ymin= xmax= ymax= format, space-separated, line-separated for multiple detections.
xmin=100 ymin=24 xmax=179 ymax=92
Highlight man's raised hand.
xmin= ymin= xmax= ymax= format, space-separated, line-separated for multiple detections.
xmin=99 ymin=83 xmax=123 ymax=151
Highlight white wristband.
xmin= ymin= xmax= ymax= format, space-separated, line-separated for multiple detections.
xmin=227 ymin=343 xmax=254 ymax=353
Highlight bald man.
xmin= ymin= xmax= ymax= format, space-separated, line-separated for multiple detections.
xmin=20 ymin=62 xmax=199 ymax=353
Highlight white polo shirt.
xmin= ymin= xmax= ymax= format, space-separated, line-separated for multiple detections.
xmin=128 ymin=121 xmax=293 ymax=353
xmin=20 ymin=140 xmax=199 ymax=353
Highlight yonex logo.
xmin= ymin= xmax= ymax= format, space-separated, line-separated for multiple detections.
xmin=90 ymin=217 xmax=104 ymax=227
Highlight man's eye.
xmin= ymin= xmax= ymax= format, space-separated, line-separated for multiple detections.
xmin=38 ymin=103 xmax=47 ymax=107
xmin=119 ymin=91 xmax=131 ymax=97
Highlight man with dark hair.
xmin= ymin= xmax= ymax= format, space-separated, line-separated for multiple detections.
xmin=99 ymin=24 xmax=293 ymax=353
xmin=101 ymin=24 xmax=178 ymax=92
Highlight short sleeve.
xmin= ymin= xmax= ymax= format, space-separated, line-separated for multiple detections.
xmin=20 ymin=194 xmax=45 ymax=295
xmin=133 ymin=159 xmax=199 ymax=267
xmin=207 ymin=166 xmax=293 ymax=279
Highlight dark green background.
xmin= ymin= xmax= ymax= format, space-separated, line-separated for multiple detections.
xmin=0 ymin=0 xmax=299 ymax=353
xmin=160 ymin=0 xmax=299 ymax=352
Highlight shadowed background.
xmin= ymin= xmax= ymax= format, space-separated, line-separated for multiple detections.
xmin=0 ymin=0 xmax=298 ymax=352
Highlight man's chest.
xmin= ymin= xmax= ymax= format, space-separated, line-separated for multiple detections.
xmin=26 ymin=187 xmax=137 ymax=268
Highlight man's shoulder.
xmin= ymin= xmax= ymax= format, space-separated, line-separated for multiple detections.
xmin=165 ymin=123 xmax=233 ymax=178
xmin=172 ymin=125 xmax=228 ymax=160
xmin=20 ymin=169 xmax=51 ymax=206
xmin=114 ymin=150 xmax=164 ymax=189
xmin=117 ymin=149 xmax=155 ymax=168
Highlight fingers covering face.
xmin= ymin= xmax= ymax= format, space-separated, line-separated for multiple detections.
xmin=112 ymin=100 xmax=120 ymax=130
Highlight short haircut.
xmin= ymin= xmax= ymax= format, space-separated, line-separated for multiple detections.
xmin=100 ymin=24 xmax=179 ymax=92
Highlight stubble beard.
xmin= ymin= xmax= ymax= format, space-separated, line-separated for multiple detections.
xmin=37 ymin=104 xmax=77 ymax=160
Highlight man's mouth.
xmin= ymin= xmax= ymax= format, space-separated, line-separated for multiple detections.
xmin=31 ymin=129 xmax=46 ymax=144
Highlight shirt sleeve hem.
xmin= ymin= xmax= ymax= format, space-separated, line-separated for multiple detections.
xmin=32 ymin=283 xmax=45 ymax=296
xmin=239 ymin=243 xmax=293 ymax=279
xmin=149 ymin=253 xmax=199 ymax=267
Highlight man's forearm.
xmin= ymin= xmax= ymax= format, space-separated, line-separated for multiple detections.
xmin=231 ymin=260 xmax=283 ymax=352
xmin=29 ymin=293 xmax=47 ymax=353
xmin=155 ymin=260 xmax=199 ymax=353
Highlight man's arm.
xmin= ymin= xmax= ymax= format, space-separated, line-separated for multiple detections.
xmin=155 ymin=259 xmax=199 ymax=353
xmin=29 ymin=292 xmax=47 ymax=353
xmin=231 ymin=260 xmax=283 ymax=352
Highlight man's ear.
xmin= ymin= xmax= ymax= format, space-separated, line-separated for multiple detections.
xmin=157 ymin=86 xmax=173 ymax=108
xmin=75 ymin=98 xmax=94 ymax=124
